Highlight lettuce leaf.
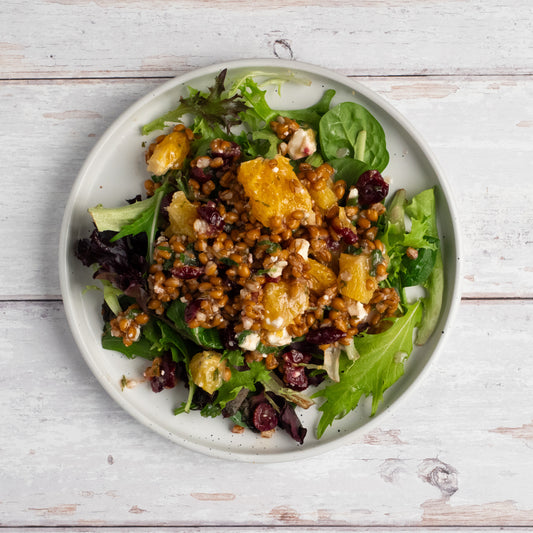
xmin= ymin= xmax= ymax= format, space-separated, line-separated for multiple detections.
xmin=142 ymin=69 xmax=248 ymax=135
xmin=380 ymin=187 xmax=443 ymax=343
xmin=313 ymin=301 xmax=422 ymax=439
xmin=88 ymin=182 xmax=170 ymax=263
xmin=101 ymin=318 xmax=192 ymax=362
xmin=404 ymin=188 xmax=444 ymax=344
xmin=166 ymin=300 xmax=223 ymax=350
xmin=238 ymin=76 xmax=335 ymax=131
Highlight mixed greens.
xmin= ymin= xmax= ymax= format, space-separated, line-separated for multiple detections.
xmin=76 ymin=69 xmax=443 ymax=444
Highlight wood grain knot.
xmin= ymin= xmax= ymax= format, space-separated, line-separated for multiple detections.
xmin=418 ymin=458 xmax=458 ymax=497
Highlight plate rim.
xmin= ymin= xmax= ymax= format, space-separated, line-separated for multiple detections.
xmin=59 ymin=58 xmax=462 ymax=462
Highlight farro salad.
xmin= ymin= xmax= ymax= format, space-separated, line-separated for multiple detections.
xmin=75 ymin=70 xmax=443 ymax=443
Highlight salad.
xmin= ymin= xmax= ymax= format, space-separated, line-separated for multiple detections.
xmin=75 ymin=69 xmax=443 ymax=444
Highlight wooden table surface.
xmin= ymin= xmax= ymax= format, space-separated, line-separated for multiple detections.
xmin=2 ymin=0 xmax=533 ymax=531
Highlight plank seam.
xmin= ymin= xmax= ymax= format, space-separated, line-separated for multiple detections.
xmin=1 ymin=72 xmax=533 ymax=83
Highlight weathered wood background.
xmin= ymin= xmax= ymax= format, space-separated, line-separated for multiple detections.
xmin=1 ymin=0 xmax=532 ymax=530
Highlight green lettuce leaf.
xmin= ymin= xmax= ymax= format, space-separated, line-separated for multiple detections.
xmin=88 ymin=182 xmax=170 ymax=262
xmin=166 ymin=300 xmax=223 ymax=349
xmin=142 ymin=69 xmax=248 ymax=135
xmin=238 ymin=76 xmax=335 ymax=130
xmin=313 ymin=301 xmax=422 ymax=439
xmin=404 ymin=188 xmax=444 ymax=344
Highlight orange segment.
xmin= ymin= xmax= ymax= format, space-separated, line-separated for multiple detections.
xmin=237 ymin=155 xmax=315 ymax=228
xmin=309 ymin=180 xmax=337 ymax=211
xmin=262 ymin=280 xmax=309 ymax=331
xmin=166 ymin=191 xmax=197 ymax=239
xmin=338 ymin=252 xmax=377 ymax=304
xmin=308 ymin=258 xmax=337 ymax=294
xmin=146 ymin=130 xmax=190 ymax=176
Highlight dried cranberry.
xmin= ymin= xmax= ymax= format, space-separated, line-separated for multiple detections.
xmin=184 ymin=299 xmax=203 ymax=324
xmin=356 ymin=170 xmax=389 ymax=206
xmin=150 ymin=356 xmax=177 ymax=393
xmin=171 ymin=265 xmax=204 ymax=279
xmin=221 ymin=325 xmax=239 ymax=350
xmin=264 ymin=275 xmax=281 ymax=283
xmin=283 ymin=364 xmax=309 ymax=391
xmin=159 ymin=192 xmax=172 ymax=221
xmin=281 ymin=350 xmax=311 ymax=391
xmin=336 ymin=226 xmax=359 ymax=245
xmin=211 ymin=141 xmax=242 ymax=163
xmin=282 ymin=349 xmax=311 ymax=365
xmin=197 ymin=201 xmax=225 ymax=232
xmin=252 ymin=402 xmax=278 ymax=432
xmin=306 ymin=326 xmax=346 ymax=345
xmin=190 ymin=166 xmax=213 ymax=184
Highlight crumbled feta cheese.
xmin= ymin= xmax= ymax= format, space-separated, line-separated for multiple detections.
xmin=193 ymin=218 xmax=210 ymax=235
xmin=347 ymin=300 xmax=367 ymax=320
xmin=347 ymin=187 xmax=359 ymax=201
xmin=293 ymin=239 xmax=310 ymax=261
xmin=153 ymin=284 xmax=166 ymax=295
xmin=239 ymin=332 xmax=260 ymax=351
xmin=266 ymin=260 xmax=288 ymax=278
xmin=266 ymin=328 xmax=292 ymax=347
xmin=242 ymin=316 xmax=254 ymax=330
xmin=264 ymin=316 xmax=284 ymax=329
xmin=287 ymin=129 xmax=317 ymax=160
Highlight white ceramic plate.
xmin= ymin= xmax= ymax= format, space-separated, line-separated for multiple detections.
xmin=59 ymin=59 xmax=461 ymax=462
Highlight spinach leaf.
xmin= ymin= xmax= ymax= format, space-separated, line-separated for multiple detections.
xmin=166 ymin=300 xmax=223 ymax=349
xmin=401 ymin=247 xmax=437 ymax=286
xmin=102 ymin=328 xmax=158 ymax=360
xmin=144 ymin=319 xmax=193 ymax=362
xmin=102 ymin=317 xmax=194 ymax=364
xmin=328 ymin=157 xmax=370 ymax=189
xmin=319 ymin=102 xmax=389 ymax=172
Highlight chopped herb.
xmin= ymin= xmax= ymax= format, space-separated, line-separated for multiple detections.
xmin=256 ymin=343 xmax=278 ymax=354
xmin=257 ymin=240 xmax=282 ymax=254
xmin=346 ymin=244 xmax=363 ymax=255
xmin=237 ymin=330 xmax=254 ymax=344
xmin=220 ymin=257 xmax=239 ymax=267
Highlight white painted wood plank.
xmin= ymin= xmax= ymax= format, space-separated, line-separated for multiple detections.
xmin=1 ymin=300 xmax=532 ymax=527
xmin=1 ymin=0 xmax=532 ymax=78
xmin=7 ymin=529 xmax=533 ymax=533
xmin=0 ymin=76 xmax=531 ymax=298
